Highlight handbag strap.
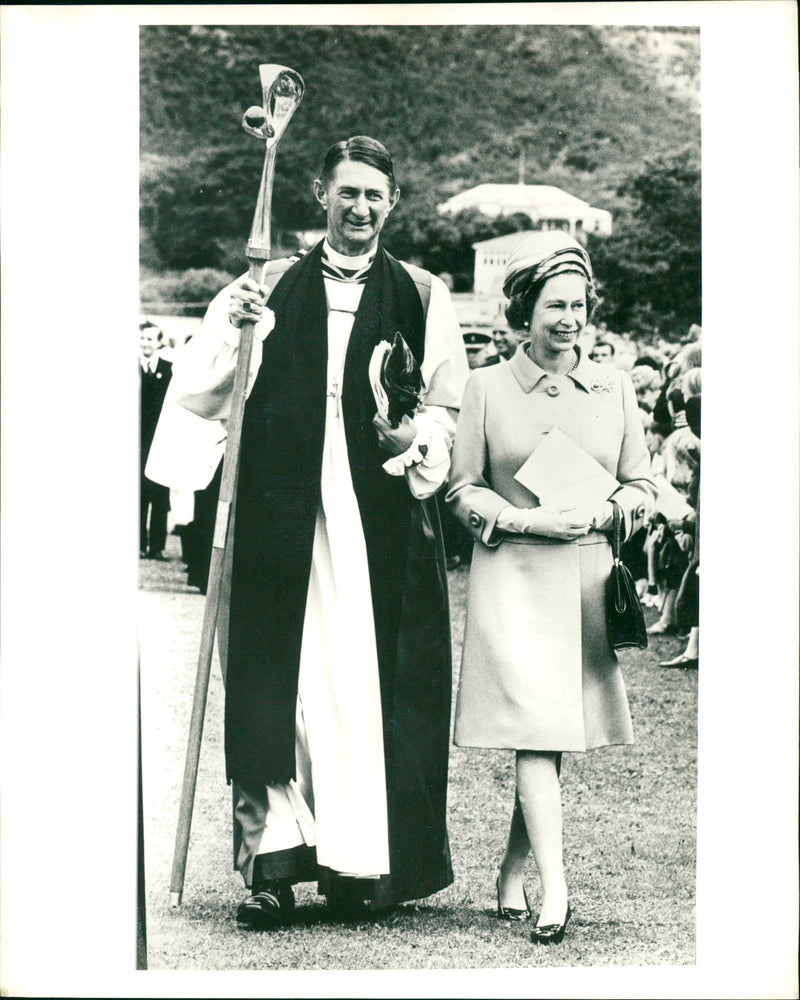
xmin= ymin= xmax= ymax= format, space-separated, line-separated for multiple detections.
xmin=610 ymin=499 xmax=622 ymax=561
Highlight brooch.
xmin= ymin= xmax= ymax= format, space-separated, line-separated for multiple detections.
xmin=590 ymin=376 xmax=613 ymax=394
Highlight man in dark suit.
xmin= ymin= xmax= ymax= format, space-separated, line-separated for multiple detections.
xmin=139 ymin=321 xmax=172 ymax=559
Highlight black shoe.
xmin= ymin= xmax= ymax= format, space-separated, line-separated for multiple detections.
xmin=147 ymin=551 xmax=168 ymax=561
xmin=531 ymin=903 xmax=571 ymax=945
xmin=496 ymin=876 xmax=531 ymax=921
xmin=236 ymin=879 xmax=295 ymax=929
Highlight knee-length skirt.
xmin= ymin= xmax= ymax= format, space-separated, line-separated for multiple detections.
xmin=453 ymin=534 xmax=634 ymax=751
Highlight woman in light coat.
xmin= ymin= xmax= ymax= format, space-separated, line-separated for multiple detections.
xmin=446 ymin=231 xmax=655 ymax=944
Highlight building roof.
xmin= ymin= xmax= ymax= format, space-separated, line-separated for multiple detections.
xmin=440 ymin=183 xmax=597 ymax=214
xmin=472 ymin=231 xmax=535 ymax=252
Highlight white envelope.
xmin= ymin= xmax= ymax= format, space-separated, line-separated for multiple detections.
xmin=514 ymin=426 xmax=620 ymax=510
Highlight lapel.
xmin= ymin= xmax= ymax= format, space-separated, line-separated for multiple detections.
xmin=509 ymin=343 xmax=594 ymax=394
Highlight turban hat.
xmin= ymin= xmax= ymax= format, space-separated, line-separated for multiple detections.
xmin=503 ymin=230 xmax=593 ymax=300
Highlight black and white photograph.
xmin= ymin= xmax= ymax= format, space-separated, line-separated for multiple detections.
xmin=1 ymin=4 xmax=798 ymax=998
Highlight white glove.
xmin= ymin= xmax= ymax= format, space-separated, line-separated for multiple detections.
xmin=497 ymin=505 xmax=593 ymax=541
xmin=575 ymin=500 xmax=614 ymax=533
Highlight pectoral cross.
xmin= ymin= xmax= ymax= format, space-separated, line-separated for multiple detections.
xmin=327 ymin=377 xmax=341 ymax=419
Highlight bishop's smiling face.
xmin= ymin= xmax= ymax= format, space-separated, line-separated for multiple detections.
xmin=314 ymin=159 xmax=400 ymax=257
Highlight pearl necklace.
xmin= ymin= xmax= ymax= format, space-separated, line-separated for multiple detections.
xmin=526 ymin=345 xmax=579 ymax=375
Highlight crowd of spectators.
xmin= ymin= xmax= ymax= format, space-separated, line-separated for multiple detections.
xmin=632 ymin=332 xmax=701 ymax=670
xmin=583 ymin=322 xmax=702 ymax=670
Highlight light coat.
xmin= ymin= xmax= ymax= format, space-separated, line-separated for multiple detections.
xmin=446 ymin=344 xmax=655 ymax=751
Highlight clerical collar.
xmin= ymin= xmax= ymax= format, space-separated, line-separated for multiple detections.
xmin=321 ymin=238 xmax=377 ymax=284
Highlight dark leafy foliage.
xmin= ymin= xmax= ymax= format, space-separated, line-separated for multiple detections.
xmin=586 ymin=150 xmax=701 ymax=338
xmin=140 ymin=25 xmax=700 ymax=334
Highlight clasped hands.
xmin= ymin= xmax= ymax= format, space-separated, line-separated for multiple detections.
xmin=498 ymin=501 xmax=613 ymax=541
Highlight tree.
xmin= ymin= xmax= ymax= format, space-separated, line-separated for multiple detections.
xmin=586 ymin=149 xmax=700 ymax=340
xmin=140 ymin=145 xmax=321 ymax=270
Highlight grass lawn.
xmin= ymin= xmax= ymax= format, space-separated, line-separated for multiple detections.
xmin=138 ymin=534 xmax=697 ymax=970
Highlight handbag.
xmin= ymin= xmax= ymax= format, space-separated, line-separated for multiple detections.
xmin=606 ymin=500 xmax=648 ymax=650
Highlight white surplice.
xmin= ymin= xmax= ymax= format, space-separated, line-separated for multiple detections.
xmin=258 ymin=264 xmax=390 ymax=875
xmin=145 ymin=241 xmax=469 ymax=879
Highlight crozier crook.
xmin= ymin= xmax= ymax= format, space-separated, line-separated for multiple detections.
xmin=169 ymin=65 xmax=304 ymax=908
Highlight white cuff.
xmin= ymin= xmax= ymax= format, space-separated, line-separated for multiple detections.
xmin=220 ymin=320 xmax=241 ymax=348
xmin=383 ymin=412 xmax=452 ymax=500
xmin=382 ymin=421 xmax=432 ymax=477
xmin=221 ymin=311 xmax=275 ymax=347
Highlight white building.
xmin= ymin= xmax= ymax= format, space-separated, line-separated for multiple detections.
xmin=471 ymin=231 xmax=532 ymax=299
xmin=438 ymin=183 xmax=612 ymax=239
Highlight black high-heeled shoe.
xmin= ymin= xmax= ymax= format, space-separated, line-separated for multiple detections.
xmin=531 ymin=902 xmax=572 ymax=945
xmin=496 ymin=876 xmax=531 ymax=921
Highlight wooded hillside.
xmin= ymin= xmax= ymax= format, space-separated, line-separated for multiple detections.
xmin=140 ymin=24 xmax=700 ymax=335
xmin=141 ymin=25 xmax=698 ymax=246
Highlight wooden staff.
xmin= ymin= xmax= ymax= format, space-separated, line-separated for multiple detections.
xmin=169 ymin=65 xmax=305 ymax=907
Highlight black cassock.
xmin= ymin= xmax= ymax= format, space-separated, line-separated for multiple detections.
xmin=224 ymin=243 xmax=454 ymax=907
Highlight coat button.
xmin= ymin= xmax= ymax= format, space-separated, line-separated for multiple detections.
xmin=469 ymin=511 xmax=482 ymax=527
xmin=546 ymin=383 xmax=560 ymax=397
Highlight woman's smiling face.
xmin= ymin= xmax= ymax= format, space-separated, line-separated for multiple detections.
xmin=527 ymin=272 xmax=587 ymax=362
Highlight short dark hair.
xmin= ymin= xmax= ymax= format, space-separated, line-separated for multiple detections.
xmin=506 ymin=271 xmax=598 ymax=330
xmin=320 ymin=136 xmax=397 ymax=193
xmin=591 ymin=339 xmax=615 ymax=356
xmin=140 ymin=321 xmax=163 ymax=340
xmin=633 ymin=354 xmax=662 ymax=372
